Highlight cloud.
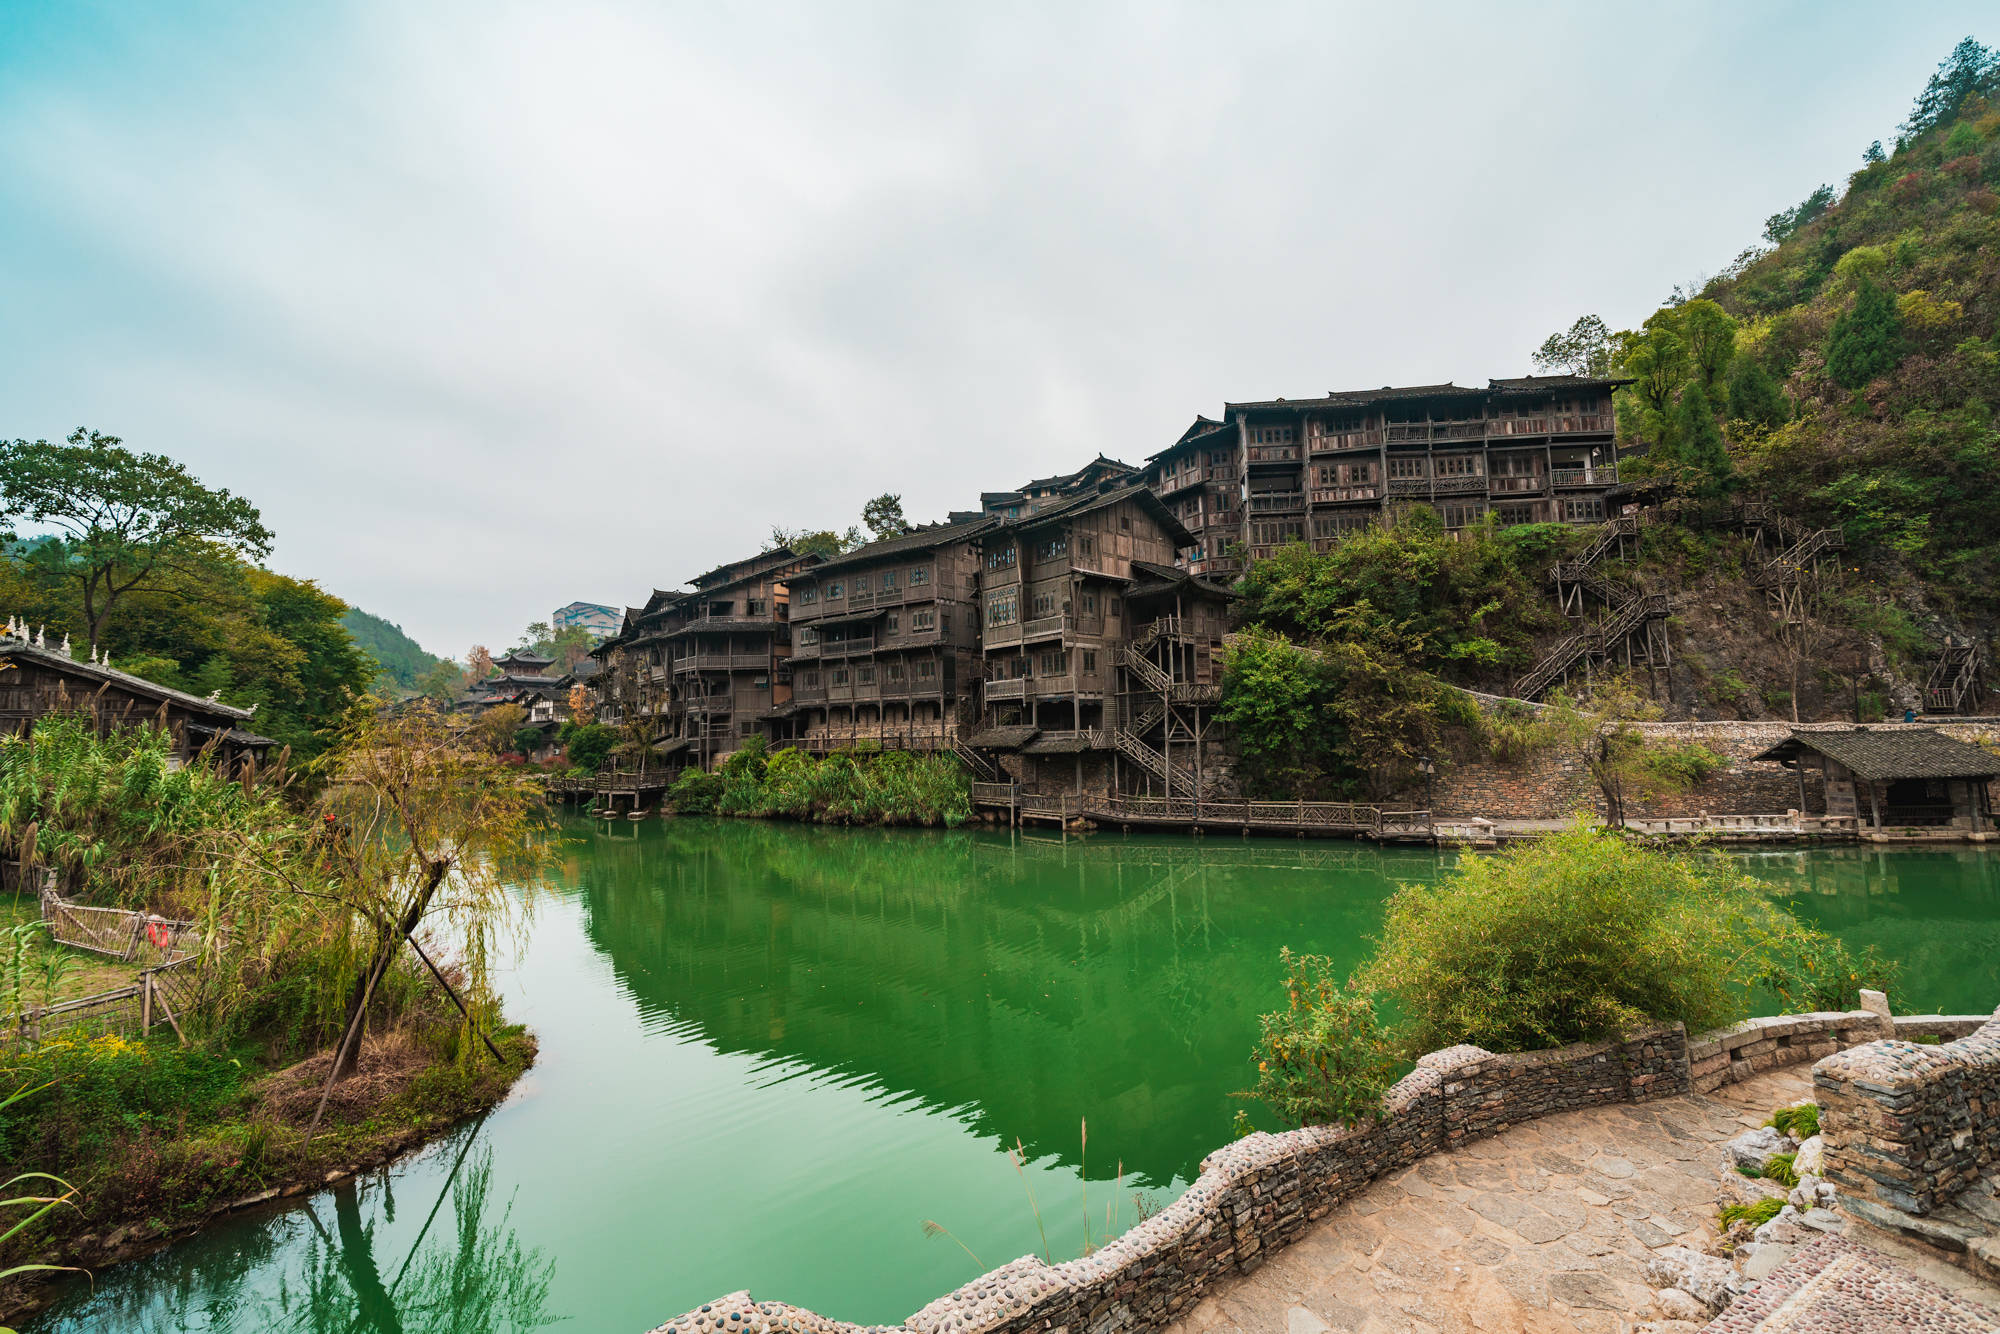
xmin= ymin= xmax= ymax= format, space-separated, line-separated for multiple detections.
xmin=0 ymin=0 xmax=1982 ymax=652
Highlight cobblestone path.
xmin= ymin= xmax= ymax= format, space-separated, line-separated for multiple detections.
xmin=1163 ymin=1068 xmax=2000 ymax=1334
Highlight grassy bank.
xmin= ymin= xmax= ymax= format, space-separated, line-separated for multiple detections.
xmin=665 ymin=739 xmax=971 ymax=827
xmin=0 ymin=1020 xmax=534 ymax=1324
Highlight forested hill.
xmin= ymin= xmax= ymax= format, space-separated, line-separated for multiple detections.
xmin=340 ymin=607 xmax=449 ymax=692
xmin=1602 ymin=36 xmax=2000 ymax=628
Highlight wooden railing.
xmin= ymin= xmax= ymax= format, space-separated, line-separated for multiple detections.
xmin=1550 ymin=465 xmax=1618 ymax=488
xmin=966 ymin=787 xmax=1432 ymax=835
xmin=1248 ymin=491 xmax=1305 ymax=512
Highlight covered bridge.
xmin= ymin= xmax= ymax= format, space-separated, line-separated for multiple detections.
xmin=1752 ymin=727 xmax=1997 ymax=834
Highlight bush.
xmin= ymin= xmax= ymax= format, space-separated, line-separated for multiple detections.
xmin=1359 ymin=826 xmax=1797 ymax=1052
xmin=1754 ymin=929 xmax=1900 ymax=1012
xmin=561 ymin=722 xmax=618 ymax=771
xmin=1242 ymin=950 xmax=1398 ymax=1128
xmin=667 ymin=767 xmax=724 ymax=815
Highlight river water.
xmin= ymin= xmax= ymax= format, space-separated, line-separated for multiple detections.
xmin=29 ymin=822 xmax=2000 ymax=1333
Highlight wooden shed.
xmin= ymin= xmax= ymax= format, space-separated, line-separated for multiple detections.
xmin=1752 ymin=727 xmax=1998 ymax=834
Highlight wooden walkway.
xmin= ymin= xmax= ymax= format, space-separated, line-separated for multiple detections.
xmin=969 ymin=783 xmax=1434 ymax=842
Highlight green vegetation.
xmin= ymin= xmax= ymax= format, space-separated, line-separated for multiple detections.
xmin=1769 ymin=1101 xmax=1820 ymax=1140
xmin=0 ymin=430 xmax=375 ymax=758
xmin=1719 ymin=1197 xmax=1786 ymax=1232
xmin=1245 ymin=829 xmax=1890 ymax=1127
xmin=339 ymin=607 xmax=451 ymax=695
xmin=1762 ymin=1151 xmax=1800 ymax=1189
xmin=666 ymin=738 xmax=971 ymax=827
xmin=0 ymin=705 xmax=552 ymax=1272
xmin=1222 ymin=510 xmax=1569 ymax=797
xmin=1241 ymin=950 xmax=1397 ymax=1128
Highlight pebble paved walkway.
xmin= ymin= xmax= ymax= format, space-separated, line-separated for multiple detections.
xmin=1163 ymin=1068 xmax=2000 ymax=1334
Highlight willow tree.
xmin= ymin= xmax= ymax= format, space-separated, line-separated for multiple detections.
xmin=308 ymin=704 xmax=553 ymax=1100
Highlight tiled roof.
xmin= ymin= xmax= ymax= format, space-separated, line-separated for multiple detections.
xmin=1487 ymin=374 xmax=1633 ymax=392
xmin=994 ymin=482 xmax=1194 ymax=548
xmin=688 ymin=547 xmax=820 ymax=591
xmin=1225 ymin=375 xmax=1631 ymax=415
xmin=1752 ymin=728 xmax=2000 ymax=781
xmin=797 ymin=516 xmax=999 ymax=577
xmin=964 ymin=725 xmax=1039 ymax=750
xmin=1125 ymin=559 xmax=1239 ymax=601
xmin=1145 ymin=417 xmax=1232 ymax=463
xmin=0 ymin=639 xmax=255 ymax=722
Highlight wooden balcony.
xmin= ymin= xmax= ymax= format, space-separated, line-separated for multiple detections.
xmin=1247 ymin=491 xmax=1306 ymax=513
xmin=816 ymin=634 xmax=877 ymax=657
xmin=1245 ymin=445 xmax=1298 ymax=465
xmin=673 ymin=652 xmax=769 ymax=673
xmin=666 ymin=615 xmax=777 ymax=637
xmin=684 ymin=694 xmax=736 ymax=714
xmin=1019 ymin=614 xmax=1069 ymax=645
xmin=1309 ymin=486 xmax=1378 ymax=505
xmin=1308 ymin=427 xmax=1383 ymax=453
xmin=983 ymin=678 xmax=1028 ymax=701
xmin=1489 ymin=474 xmax=1547 ymax=495
xmin=1151 ymin=465 xmax=1238 ymax=496
xmin=1551 ymin=465 xmax=1617 ymax=488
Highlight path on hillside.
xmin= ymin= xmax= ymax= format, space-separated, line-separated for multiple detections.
xmin=1164 ymin=1068 xmax=2000 ymax=1334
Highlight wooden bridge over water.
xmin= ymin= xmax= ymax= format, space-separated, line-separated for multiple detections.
xmin=969 ymin=782 xmax=1434 ymax=842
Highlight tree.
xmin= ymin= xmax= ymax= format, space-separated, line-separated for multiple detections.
xmin=1863 ymin=140 xmax=1886 ymax=165
xmin=1677 ymin=299 xmax=1738 ymax=397
xmin=1668 ymin=381 xmax=1732 ymax=493
xmin=1531 ymin=315 xmax=1613 ymax=377
xmin=1763 ymin=183 xmax=1836 ymax=244
xmin=1900 ymin=36 xmax=1999 ymax=139
xmin=766 ymin=525 xmax=860 ymax=559
xmin=415 ymin=659 xmax=463 ymax=705
xmin=307 ymin=705 xmax=551 ymax=1092
xmin=0 ymin=429 xmax=273 ymax=647
xmin=465 ymin=645 xmax=495 ymax=682
xmin=1825 ymin=276 xmax=1905 ymax=389
xmin=1536 ymin=680 xmax=1662 ymax=827
xmin=1726 ymin=356 xmax=1789 ymax=429
xmin=861 ymin=493 xmax=910 ymax=541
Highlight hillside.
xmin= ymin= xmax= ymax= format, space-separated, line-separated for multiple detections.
xmin=340 ymin=607 xmax=450 ymax=693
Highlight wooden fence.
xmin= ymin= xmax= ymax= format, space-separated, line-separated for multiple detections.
xmin=5 ymin=877 xmax=204 ymax=1047
xmin=969 ymin=784 xmax=1433 ymax=839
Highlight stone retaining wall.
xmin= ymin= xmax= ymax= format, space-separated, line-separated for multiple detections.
xmin=646 ymin=1012 xmax=1913 ymax=1334
xmin=1430 ymin=718 xmax=2000 ymax=823
xmin=1814 ymin=1007 xmax=2000 ymax=1218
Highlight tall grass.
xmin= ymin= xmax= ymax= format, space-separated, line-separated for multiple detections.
xmin=670 ymin=739 xmax=971 ymax=827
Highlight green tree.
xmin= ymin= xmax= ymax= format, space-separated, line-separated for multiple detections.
xmin=1531 ymin=315 xmax=1613 ymax=377
xmin=1763 ymin=183 xmax=1835 ymax=243
xmin=1668 ymin=381 xmax=1732 ymax=492
xmin=1726 ymin=356 xmax=1789 ymax=429
xmin=1825 ymin=276 xmax=1905 ymax=389
xmin=1899 ymin=36 xmax=1998 ymax=139
xmin=0 ymin=428 xmax=273 ymax=646
xmin=861 ymin=493 xmax=910 ymax=541
xmin=415 ymin=659 xmax=464 ymax=705
xmin=1678 ymin=299 xmax=1739 ymax=397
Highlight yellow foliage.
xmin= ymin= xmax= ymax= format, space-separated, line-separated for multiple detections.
xmin=1897 ymin=289 xmax=1963 ymax=330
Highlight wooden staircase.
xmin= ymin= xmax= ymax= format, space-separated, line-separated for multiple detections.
xmin=1515 ymin=516 xmax=1671 ymax=701
xmin=1924 ymin=642 xmax=1986 ymax=715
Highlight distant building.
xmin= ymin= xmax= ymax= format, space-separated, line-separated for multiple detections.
xmin=553 ymin=601 xmax=622 ymax=640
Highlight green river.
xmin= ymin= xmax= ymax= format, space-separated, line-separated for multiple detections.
xmin=29 ymin=822 xmax=2000 ymax=1333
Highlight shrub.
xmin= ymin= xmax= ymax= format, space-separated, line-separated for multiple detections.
xmin=1762 ymin=1152 xmax=1799 ymax=1188
xmin=1242 ymin=950 xmax=1398 ymax=1128
xmin=1359 ymin=826 xmax=1796 ymax=1052
xmin=1769 ymin=1102 xmax=1820 ymax=1140
xmin=561 ymin=722 xmax=618 ymax=771
xmin=667 ymin=767 xmax=723 ymax=815
xmin=1718 ymin=1198 xmax=1785 ymax=1232
xmin=1754 ymin=928 xmax=1900 ymax=1012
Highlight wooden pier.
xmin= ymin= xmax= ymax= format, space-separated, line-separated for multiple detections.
xmin=548 ymin=770 xmax=673 ymax=819
xmin=969 ymin=782 xmax=1433 ymax=842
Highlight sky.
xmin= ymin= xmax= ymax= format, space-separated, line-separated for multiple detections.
xmin=0 ymin=2 xmax=1989 ymax=659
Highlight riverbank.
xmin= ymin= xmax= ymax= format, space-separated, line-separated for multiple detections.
xmin=0 ymin=1022 xmax=535 ymax=1328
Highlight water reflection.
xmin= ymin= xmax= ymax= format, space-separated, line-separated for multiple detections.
xmin=34 ymin=1124 xmax=555 ymax=1334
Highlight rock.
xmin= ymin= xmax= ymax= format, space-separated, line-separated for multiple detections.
xmin=1793 ymin=1134 xmax=1824 ymax=1175
xmin=1643 ymin=1246 xmax=1746 ymax=1313
xmin=1788 ymin=1176 xmax=1818 ymax=1211
xmin=1724 ymin=1126 xmax=1790 ymax=1173
xmin=1753 ymin=1204 xmax=1805 ymax=1244
xmin=1739 ymin=1241 xmax=1795 ymax=1279
xmin=1654 ymin=1287 xmax=1708 ymax=1322
xmin=1797 ymin=1207 xmax=1846 ymax=1234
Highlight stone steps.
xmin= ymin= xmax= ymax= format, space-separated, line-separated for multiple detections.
xmin=1699 ymin=1235 xmax=1999 ymax=1332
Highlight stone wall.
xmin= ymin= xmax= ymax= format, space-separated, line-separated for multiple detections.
xmin=1430 ymin=718 xmax=2000 ymax=823
xmin=1814 ymin=1007 xmax=2000 ymax=1219
xmin=646 ymin=1011 xmax=1924 ymax=1334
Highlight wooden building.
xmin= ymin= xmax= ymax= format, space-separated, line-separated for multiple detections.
xmin=591 ymin=547 xmax=820 ymax=770
xmin=785 ymin=517 xmax=994 ymax=755
xmin=0 ymin=628 xmax=274 ymax=770
xmin=980 ymin=455 xmax=1139 ymax=521
xmin=1144 ymin=375 xmax=1631 ymax=572
xmin=966 ymin=482 xmax=1234 ymax=799
xmin=1753 ymin=728 xmax=1998 ymax=835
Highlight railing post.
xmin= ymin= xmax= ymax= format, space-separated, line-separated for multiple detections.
xmin=142 ymin=971 xmax=153 ymax=1035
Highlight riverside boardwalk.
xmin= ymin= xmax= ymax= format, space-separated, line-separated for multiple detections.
xmin=968 ymin=783 xmax=1436 ymax=842
xmin=1162 ymin=1066 xmax=2000 ymax=1334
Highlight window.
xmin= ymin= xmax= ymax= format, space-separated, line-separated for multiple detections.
xmin=858 ymin=666 xmax=875 ymax=685
xmin=1109 ymin=597 xmax=1121 ymax=619
xmin=1120 ymin=514 xmax=1130 ymax=531
xmin=1388 ymin=456 xmax=1426 ymax=479
xmin=753 ymin=676 xmax=770 ymax=689
xmin=1082 ymin=651 xmax=1097 ymax=673
xmin=1561 ymin=497 xmax=1606 ymax=523
xmin=1082 ymin=593 xmax=1097 ymax=614
xmin=1031 ymin=592 xmax=1056 ymax=617
xmin=886 ymin=612 xmax=900 ymax=633
xmin=1078 ymin=536 xmax=1095 ymax=557
xmin=1495 ymin=503 xmax=1540 ymax=526
xmin=827 ymin=581 xmax=844 ymax=598
xmin=886 ymin=661 xmax=905 ymax=681
xmin=1435 ymin=455 xmax=1481 ymax=478
xmin=746 ymin=598 xmax=766 ymax=615
xmin=986 ymin=591 xmax=1018 ymax=626
xmin=1011 ymin=656 xmax=1030 ymax=678
xmin=799 ymin=586 xmax=818 ymax=604
xmin=853 ymin=574 xmax=870 ymax=593
xmin=911 ymin=608 xmax=936 ymax=631
xmin=1251 ymin=425 xmax=1295 ymax=445
xmin=986 ymin=546 xmax=1017 ymax=570
xmin=909 ymin=565 xmax=930 ymax=585
xmin=804 ymin=671 xmax=820 ymax=687
xmin=918 ymin=658 xmax=937 ymax=680
xmin=831 ymin=668 xmax=849 ymax=685
xmin=1441 ymin=501 xmax=1487 ymax=528
xmin=1037 ymin=536 xmax=1069 ymax=561
xmin=1038 ymin=650 xmax=1064 ymax=675
xmin=880 ymin=569 xmax=897 ymax=590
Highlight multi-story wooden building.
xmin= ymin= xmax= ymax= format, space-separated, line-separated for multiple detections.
xmin=967 ymin=482 xmax=1234 ymax=799
xmin=979 ymin=455 xmax=1139 ymax=521
xmin=1144 ymin=374 xmax=1627 ymax=569
xmin=591 ymin=546 xmax=819 ymax=769
xmin=782 ymin=517 xmax=995 ymax=754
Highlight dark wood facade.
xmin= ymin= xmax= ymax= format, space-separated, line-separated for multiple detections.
xmin=1145 ymin=375 xmax=1629 ymax=575
xmin=0 ymin=634 xmax=274 ymax=770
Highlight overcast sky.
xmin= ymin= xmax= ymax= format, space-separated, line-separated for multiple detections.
xmin=0 ymin=3 xmax=1986 ymax=659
